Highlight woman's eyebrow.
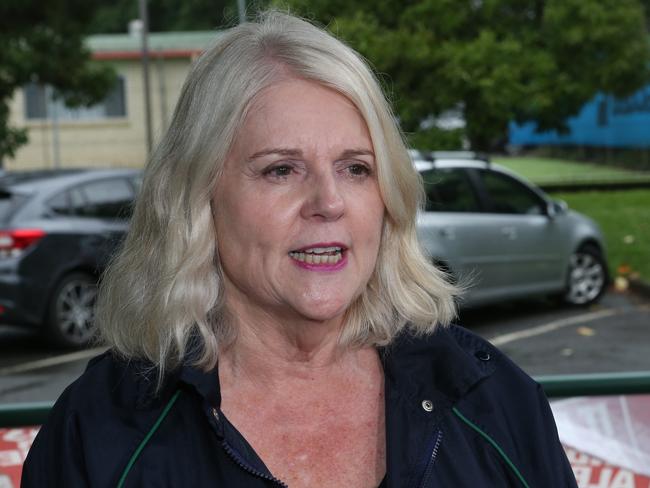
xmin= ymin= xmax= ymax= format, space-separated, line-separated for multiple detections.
xmin=340 ymin=148 xmax=375 ymax=159
xmin=247 ymin=148 xmax=303 ymax=161
xmin=246 ymin=147 xmax=375 ymax=162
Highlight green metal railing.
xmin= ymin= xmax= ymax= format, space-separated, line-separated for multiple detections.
xmin=1 ymin=371 xmax=650 ymax=428
xmin=0 ymin=402 xmax=52 ymax=428
xmin=536 ymin=370 xmax=650 ymax=398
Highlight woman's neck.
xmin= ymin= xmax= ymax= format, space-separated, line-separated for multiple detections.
xmin=218 ymin=288 xmax=358 ymax=383
xmin=218 ymin=316 xmax=359 ymax=387
xmin=217 ymin=316 xmax=386 ymax=488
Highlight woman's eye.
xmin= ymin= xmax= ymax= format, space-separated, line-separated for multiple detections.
xmin=264 ymin=165 xmax=293 ymax=178
xmin=347 ymin=163 xmax=371 ymax=177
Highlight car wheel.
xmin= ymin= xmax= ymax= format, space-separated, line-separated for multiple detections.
xmin=564 ymin=245 xmax=607 ymax=306
xmin=47 ymin=272 xmax=98 ymax=347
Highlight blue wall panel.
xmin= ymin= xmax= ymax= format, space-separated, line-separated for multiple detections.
xmin=509 ymin=86 xmax=650 ymax=148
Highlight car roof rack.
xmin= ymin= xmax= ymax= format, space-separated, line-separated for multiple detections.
xmin=427 ymin=151 xmax=491 ymax=164
xmin=0 ymin=169 xmax=85 ymax=186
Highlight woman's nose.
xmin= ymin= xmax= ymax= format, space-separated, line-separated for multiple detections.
xmin=301 ymin=170 xmax=345 ymax=221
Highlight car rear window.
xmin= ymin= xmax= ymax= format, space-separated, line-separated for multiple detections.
xmin=79 ymin=178 xmax=135 ymax=219
xmin=46 ymin=178 xmax=136 ymax=220
xmin=0 ymin=190 xmax=28 ymax=223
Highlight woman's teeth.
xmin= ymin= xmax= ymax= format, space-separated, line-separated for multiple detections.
xmin=289 ymin=247 xmax=343 ymax=265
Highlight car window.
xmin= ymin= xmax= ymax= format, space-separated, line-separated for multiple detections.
xmin=478 ymin=170 xmax=545 ymax=215
xmin=76 ymin=178 xmax=135 ymax=219
xmin=47 ymin=191 xmax=72 ymax=216
xmin=421 ymin=168 xmax=481 ymax=212
xmin=130 ymin=174 xmax=143 ymax=192
xmin=68 ymin=186 xmax=86 ymax=216
xmin=0 ymin=190 xmax=28 ymax=223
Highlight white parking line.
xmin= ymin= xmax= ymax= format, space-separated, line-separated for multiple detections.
xmin=2 ymin=304 xmax=648 ymax=375
xmin=0 ymin=347 xmax=107 ymax=375
xmin=488 ymin=309 xmax=619 ymax=347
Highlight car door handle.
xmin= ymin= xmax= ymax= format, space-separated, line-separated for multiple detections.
xmin=501 ymin=227 xmax=517 ymax=239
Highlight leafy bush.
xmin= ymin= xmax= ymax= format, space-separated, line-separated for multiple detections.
xmin=407 ymin=127 xmax=466 ymax=151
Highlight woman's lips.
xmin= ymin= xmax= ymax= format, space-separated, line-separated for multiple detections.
xmin=288 ymin=243 xmax=348 ymax=270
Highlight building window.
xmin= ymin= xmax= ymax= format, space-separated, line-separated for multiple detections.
xmin=23 ymin=77 xmax=127 ymax=121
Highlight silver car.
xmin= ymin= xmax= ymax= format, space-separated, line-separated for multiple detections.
xmin=414 ymin=152 xmax=608 ymax=308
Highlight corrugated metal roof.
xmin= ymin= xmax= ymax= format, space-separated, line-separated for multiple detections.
xmin=86 ymin=31 xmax=219 ymax=53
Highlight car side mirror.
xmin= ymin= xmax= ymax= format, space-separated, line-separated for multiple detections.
xmin=547 ymin=199 xmax=568 ymax=219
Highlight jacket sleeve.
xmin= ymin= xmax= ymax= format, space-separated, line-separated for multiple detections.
xmin=510 ymin=382 xmax=578 ymax=487
xmin=21 ymin=392 xmax=90 ymax=488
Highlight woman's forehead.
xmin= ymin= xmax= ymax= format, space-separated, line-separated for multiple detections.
xmin=235 ymin=78 xmax=373 ymax=154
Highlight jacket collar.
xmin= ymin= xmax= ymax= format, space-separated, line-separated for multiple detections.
xmin=177 ymin=360 xmax=222 ymax=407
xmin=152 ymin=324 xmax=497 ymax=486
xmin=168 ymin=323 xmax=496 ymax=405
xmin=380 ymin=324 xmax=496 ymax=404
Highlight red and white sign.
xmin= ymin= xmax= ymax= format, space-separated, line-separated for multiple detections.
xmin=565 ymin=446 xmax=650 ymax=488
xmin=3 ymin=396 xmax=650 ymax=487
xmin=552 ymin=395 xmax=650 ymax=478
xmin=0 ymin=427 xmax=38 ymax=488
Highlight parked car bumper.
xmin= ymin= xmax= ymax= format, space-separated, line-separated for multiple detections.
xmin=0 ymin=268 xmax=45 ymax=328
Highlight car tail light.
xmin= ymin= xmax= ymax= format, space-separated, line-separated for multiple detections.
xmin=0 ymin=229 xmax=46 ymax=257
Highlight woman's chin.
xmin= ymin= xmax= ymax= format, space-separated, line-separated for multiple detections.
xmin=290 ymin=299 xmax=351 ymax=324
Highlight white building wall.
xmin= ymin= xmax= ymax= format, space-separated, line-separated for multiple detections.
xmin=7 ymin=57 xmax=193 ymax=170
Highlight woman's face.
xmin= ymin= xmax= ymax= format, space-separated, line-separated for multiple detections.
xmin=213 ymin=78 xmax=385 ymax=325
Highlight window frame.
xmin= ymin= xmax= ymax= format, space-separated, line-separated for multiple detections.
xmin=46 ymin=177 xmax=136 ymax=221
xmin=23 ymin=77 xmax=128 ymax=122
xmin=467 ymin=168 xmax=550 ymax=216
xmin=421 ymin=167 xmax=486 ymax=213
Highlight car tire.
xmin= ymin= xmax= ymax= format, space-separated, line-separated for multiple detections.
xmin=46 ymin=272 xmax=98 ymax=348
xmin=563 ymin=245 xmax=607 ymax=306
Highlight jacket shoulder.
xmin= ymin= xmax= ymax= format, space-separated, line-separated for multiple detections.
xmin=442 ymin=326 xmax=577 ymax=487
xmin=446 ymin=323 xmax=538 ymax=390
xmin=386 ymin=323 xmax=549 ymax=428
xmin=427 ymin=324 xmax=546 ymax=409
xmin=385 ymin=323 xmax=532 ymax=399
xmin=21 ymin=352 xmax=169 ymax=488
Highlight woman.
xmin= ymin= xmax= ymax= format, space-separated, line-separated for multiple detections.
xmin=23 ymin=11 xmax=577 ymax=488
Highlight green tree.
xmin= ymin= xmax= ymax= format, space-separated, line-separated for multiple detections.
xmin=274 ymin=0 xmax=650 ymax=151
xmin=89 ymin=0 xmax=270 ymax=33
xmin=0 ymin=0 xmax=116 ymax=163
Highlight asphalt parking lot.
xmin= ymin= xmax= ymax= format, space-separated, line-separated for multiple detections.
xmin=0 ymin=288 xmax=648 ymax=404
xmin=461 ymin=289 xmax=650 ymax=376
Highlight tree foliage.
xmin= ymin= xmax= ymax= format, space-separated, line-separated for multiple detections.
xmin=0 ymin=0 xmax=116 ymax=162
xmin=3 ymin=1 xmax=648 ymax=157
xmin=88 ymin=0 xmax=269 ymax=33
xmin=274 ymin=0 xmax=650 ymax=151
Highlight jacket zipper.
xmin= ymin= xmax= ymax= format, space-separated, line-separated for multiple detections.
xmin=221 ymin=440 xmax=288 ymax=487
xmin=205 ymin=404 xmax=288 ymax=487
xmin=417 ymin=430 xmax=443 ymax=488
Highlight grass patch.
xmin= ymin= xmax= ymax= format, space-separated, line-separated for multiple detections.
xmin=552 ymin=190 xmax=650 ymax=280
xmin=493 ymin=156 xmax=650 ymax=185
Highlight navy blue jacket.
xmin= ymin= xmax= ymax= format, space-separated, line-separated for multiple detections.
xmin=22 ymin=325 xmax=577 ymax=487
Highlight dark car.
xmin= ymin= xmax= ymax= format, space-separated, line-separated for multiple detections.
xmin=0 ymin=168 xmax=141 ymax=347
xmin=412 ymin=151 xmax=609 ymax=308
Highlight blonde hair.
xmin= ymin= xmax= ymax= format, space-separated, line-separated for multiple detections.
xmin=96 ymin=10 xmax=457 ymax=375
